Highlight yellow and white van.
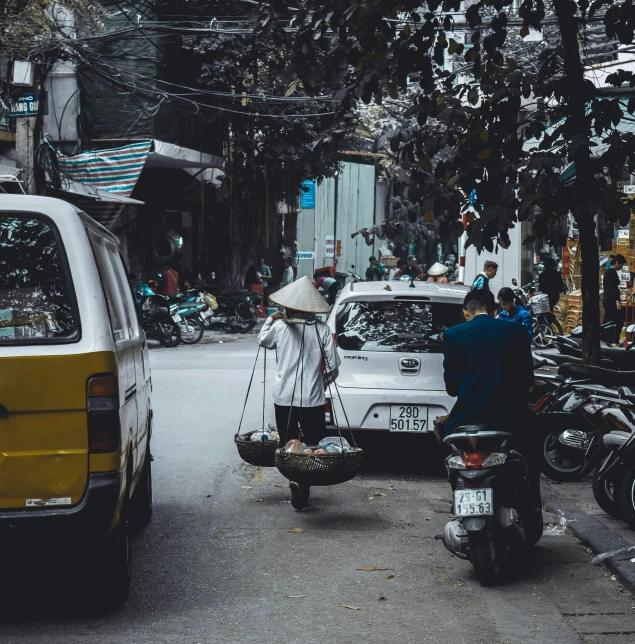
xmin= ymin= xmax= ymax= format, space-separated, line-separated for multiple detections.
xmin=0 ymin=195 xmax=152 ymax=598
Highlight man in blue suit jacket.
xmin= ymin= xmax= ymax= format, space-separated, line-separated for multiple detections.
xmin=443 ymin=288 xmax=534 ymax=436
xmin=443 ymin=288 xmax=541 ymax=513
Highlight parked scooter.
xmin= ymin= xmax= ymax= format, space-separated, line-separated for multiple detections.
xmin=511 ymin=279 xmax=563 ymax=349
xmin=438 ymin=425 xmax=543 ymax=585
xmin=136 ymin=286 xmax=181 ymax=347
xmin=535 ymin=362 xmax=635 ymax=481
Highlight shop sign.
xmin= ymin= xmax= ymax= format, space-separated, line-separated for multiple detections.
xmin=325 ymin=234 xmax=335 ymax=257
xmin=9 ymin=92 xmax=41 ymax=117
xmin=300 ymin=180 xmax=315 ymax=209
xmin=623 ymin=185 xmax=635 ymax=195
xmin=297 ymin=251 xmax=315 ymax=260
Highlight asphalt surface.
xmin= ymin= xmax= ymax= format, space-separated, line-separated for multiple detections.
xmin=2 ymin=335 xmax=635 ymax=643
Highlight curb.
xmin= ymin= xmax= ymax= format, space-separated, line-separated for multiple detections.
xmin=545 ymin=496 xmax=635 ymax=593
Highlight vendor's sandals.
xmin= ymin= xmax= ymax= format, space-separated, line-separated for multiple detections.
xmin=290 ymin=481 xmax=305 ymax=511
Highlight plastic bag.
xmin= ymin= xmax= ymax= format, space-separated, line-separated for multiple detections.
xmin=321 ymin=443 xmax=343 ymax=454
xmin=319 ymin=436 xmax=350 ymax=449
xmin=284 ymin=439 xmax=304 ymax=454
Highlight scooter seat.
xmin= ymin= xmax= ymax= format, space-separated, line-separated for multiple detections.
xmin=559 ymin=363 xmax=635 ymax=387
xmin=603 ymin=431 xmax=631 ymax=449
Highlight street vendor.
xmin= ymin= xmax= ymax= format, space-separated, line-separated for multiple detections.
xmin=258 ymin=276 xmax=340 ymax=510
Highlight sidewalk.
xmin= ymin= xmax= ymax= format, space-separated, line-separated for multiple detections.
xmin=543 ymin=477 xmax=635 ymax=593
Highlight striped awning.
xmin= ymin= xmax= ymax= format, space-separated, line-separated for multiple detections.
xmin=56 ymin=141 xmax=151 ymax=229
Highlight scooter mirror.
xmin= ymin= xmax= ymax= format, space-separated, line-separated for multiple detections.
xmin=512 ymin=278 xmax=518 ymax=286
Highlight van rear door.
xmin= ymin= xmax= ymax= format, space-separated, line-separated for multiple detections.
xmin=0 ymin=213 xmax=92 ymax=509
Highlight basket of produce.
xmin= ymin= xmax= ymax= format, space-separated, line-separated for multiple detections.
xmin=235 ymin=425 xmax=280 ymax=467
xmin=275 ymin=436 xmax=363 ymax=487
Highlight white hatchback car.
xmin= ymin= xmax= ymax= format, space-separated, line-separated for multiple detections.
xmin=325 ymin=280 xmax=469 ymax=444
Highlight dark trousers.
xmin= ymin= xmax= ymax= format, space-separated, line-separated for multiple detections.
xmin=603 ymin=297 xmax=625 ymax=344
xmin=274 ymin=404 xmax=327 ymax=447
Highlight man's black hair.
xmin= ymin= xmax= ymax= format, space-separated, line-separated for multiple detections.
xmin=463 ymin=288 xmax=496 ymax=315
xmin=497 ymin=287 xmax=515 ymax=304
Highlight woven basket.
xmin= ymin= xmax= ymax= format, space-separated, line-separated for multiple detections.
xmin=275 ymin=448 xmax=364 ymax=486
xmin=530 ymin=293 xmax=551 ymax=315
xmin=235 ymin=431 xmax=280 ymax=467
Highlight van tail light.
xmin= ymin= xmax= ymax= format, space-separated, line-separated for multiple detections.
xmin=532 ymin=393 xmax=552 ymax=413
xmin=325 ymin=399 xmax=333 ymax=424
xmin=87 ymin=375 xmax=120 ymax=453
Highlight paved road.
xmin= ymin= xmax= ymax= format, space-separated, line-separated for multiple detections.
xmin=2 ymin=336 xmax=635 ymax=643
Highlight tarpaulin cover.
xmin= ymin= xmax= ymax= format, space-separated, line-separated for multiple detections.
xmin=56 ymin=141 xmax=151 ymax=229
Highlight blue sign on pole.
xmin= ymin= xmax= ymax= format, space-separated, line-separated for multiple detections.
xmin=9 ymin=92 xmax=41 ymax=117
xmin=300 ymin=180 xmax=315 ymax=209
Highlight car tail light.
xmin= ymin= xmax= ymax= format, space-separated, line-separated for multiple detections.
xmin=325 ymin=399 xmax=333 ymax=424
xmin=461 ymin=451 xmax=490 ymax=469
xmin=87 ymin=375 xmax=120 ymax=453
xmin=532 ymin=393 xmax=552 ymax=413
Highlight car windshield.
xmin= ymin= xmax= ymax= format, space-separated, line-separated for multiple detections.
xmin=335 ymin=299 xmax=463 ymax=353
xmin=0 ymin=214 xmax=79 ymax=343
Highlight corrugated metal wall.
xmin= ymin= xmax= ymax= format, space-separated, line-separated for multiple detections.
xmin=296 ymin=161 xmax=378 ymax=280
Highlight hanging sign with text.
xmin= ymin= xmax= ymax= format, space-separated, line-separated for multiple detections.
xmin=9 ymin=92 xmax=44 ymax=117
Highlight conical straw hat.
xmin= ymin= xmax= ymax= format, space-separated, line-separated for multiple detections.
xmin=428 ymin=262 xmax=449 ymax=276
xmin=269 ymin=276 xmax=332 ymax=314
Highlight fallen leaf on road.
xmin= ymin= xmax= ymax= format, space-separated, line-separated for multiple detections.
xmin=378 ymin=596 xmax=387 ymax=601
xmin=241 ymin=486 xmax=253 ymax=489
xmin=340 ymin=604 xmax=361 ymax=611
xmin=425 ymin=517 xmax=431 ymax=521
xmin=356 ymin=566 xmax=390 ymax=571
xmin=273 ymin=483 xmax=289 ymax=488
xmin=206 ymin=495 xmax=211 ymax=498
xmin=373 ymin=492 xmax=387 ymax=497
xmin=288 ymin=528 xmax=305 ymax=533
xmin=386 ymin=574 xmax=395 ymax=580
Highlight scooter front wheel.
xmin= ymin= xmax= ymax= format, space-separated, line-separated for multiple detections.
xmin=158 ymin=321 xmax=181 ymax=347
xmin=178 ymin=317 xmax=204 ymax=344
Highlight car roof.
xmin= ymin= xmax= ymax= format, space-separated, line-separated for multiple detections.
xmin=337 ymin=280 xmax=470 ymax=304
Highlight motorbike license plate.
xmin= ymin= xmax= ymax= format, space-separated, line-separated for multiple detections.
xmin=172 ymin=313 xmax=182 ymax=323
xmin=454 ymin=489 xmax=494 ymax=517
xmin=389 ymin=405 xmax=427 ymax=432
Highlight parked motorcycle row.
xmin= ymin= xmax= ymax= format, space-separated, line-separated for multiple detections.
xmin=533 ymin=324 xmax=635 ymax=524
xmin=134 ymin=280 xmax=261 ymax=348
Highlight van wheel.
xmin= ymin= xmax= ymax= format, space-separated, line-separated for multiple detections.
xmin=131 ymin=448 xmax=153 ymax=528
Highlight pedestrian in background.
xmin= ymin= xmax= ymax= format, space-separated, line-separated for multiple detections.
xmin=314 ymin=272 xmax=340 ymax=305
xmin=427 ymin=262 xmax=449 ymax=283
xmin=279 ymin=257 xmax=294 ymax=289
xmin=161 ymin=262 xmax=179 ymax=296
xmin=366 ymin=255 xmax=386 ymax=281
xmin=603 ymin=254 xmax=626 ymax=346
xmin=472 ymin=260 xmax=498 ymax=291
xmin=258 ymin=257 xmax=272 ymax=306
xmin=394 ymin=255 xmax=424 ymax=280
xmin=497 ymin=287 xmax=533 ymax=338
xmin=538 ymin=257 xmax=565 ymax=310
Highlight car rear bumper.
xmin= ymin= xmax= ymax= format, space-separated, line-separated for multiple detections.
xmin=327 ymin=388 xmax=454 ymax=433
xmin=0 ymin=472 xmax=121 ymax=537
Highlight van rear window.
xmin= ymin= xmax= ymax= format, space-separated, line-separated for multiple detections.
xmin=335 ymin=300 xmax=463 ymax=353
xmin=0 ymin=215 xmax=79 ymax=344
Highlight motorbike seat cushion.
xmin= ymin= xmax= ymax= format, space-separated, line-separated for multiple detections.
xmin=453 ymin=424 xmax=500 ymax=433
xmin=559 ymin=362 xmax=635 ymax=387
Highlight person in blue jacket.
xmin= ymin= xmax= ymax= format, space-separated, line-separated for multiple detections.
xmin=442 ymin=288 xmax=541 ymax=526
xmin=497 ymin=287 xmax=533 ymax=338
